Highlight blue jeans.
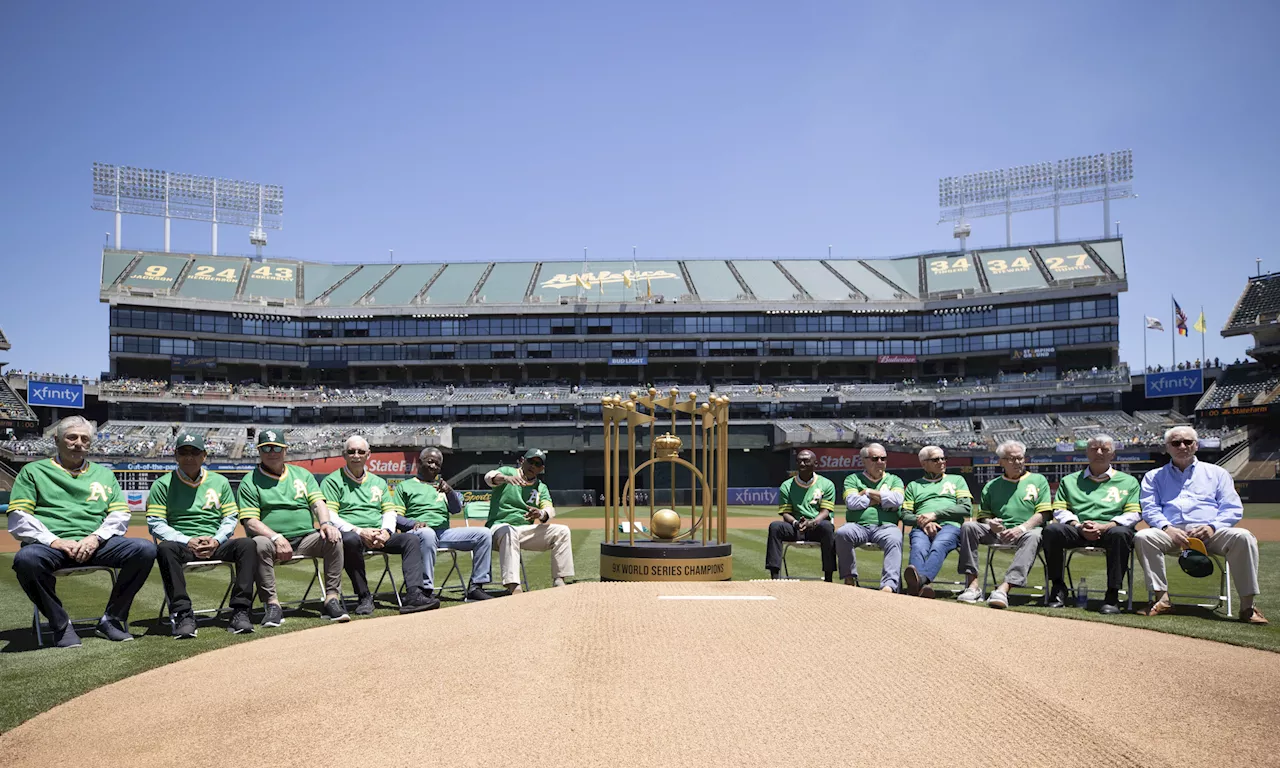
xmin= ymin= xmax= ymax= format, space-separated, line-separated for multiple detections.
xmin=908 ymin=524 xmax=961 ymax=583
xmin=835 ymin=523 xmax=903 ymax=590
xmin=14 ymin=536 xmax=156 ymax=630
xmin=409 ymin=526 xmax=493 ymax=590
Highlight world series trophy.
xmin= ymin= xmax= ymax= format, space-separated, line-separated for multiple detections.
xmin=598 ymin=388 xmax=733 ymax=581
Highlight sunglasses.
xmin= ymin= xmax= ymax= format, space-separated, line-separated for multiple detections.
xmin=1169 ymin=439 xmax=1195 ymax=448
xmin=259 ymin=445 xmax=285 ymax=453
xmin=865 ymin=456 xmax=887 ymax=462
xmin=176 ymin=448 xmax=203 ymax=457
xmin=345 ymin=449 xmax=369 ymax=455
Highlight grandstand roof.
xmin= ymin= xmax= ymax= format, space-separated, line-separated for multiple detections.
xmin=98 ymin=238 xmax=1126 ymax=313
xmin=0 ymin=326 xmax=9 ymax=352
xmin=1224 ymin=272 xmax=1280 ymax=336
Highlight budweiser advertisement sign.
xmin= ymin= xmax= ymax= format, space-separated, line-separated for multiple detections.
xmin=876 ymin=355 xmax=917 ymax=364
xmin=801 ymin=448 xmax=970 ymax=471
xmin=296 ymin=451 xmax=420 ymax=476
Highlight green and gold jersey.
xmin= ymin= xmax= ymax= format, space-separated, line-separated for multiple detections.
xmin=237 ymin=464 xmax=324 ymax=539
xmin=1052 ymin=470 xmax=1141 ymax=523
xmin=777 ymin=474 xmax=837 ymax=520
xmin=7 ymin=459 xmax=128 ymax=539
xmin=486 ymin=466 xmax=552 ymax=528
xmin=902 ymin=474 xmax=972 ymax=527
xmin=978 ymin=472 xmax=1052 ymax=527
xmin=145 ymin=469 xmax=237 ymax=537
xmin=842 ymin=471 xmax=905 ymax=526
xmin=396 ymin=476 xmax=453 ymax=530
xmin=320 ymin=468 xmax=398 ymax=530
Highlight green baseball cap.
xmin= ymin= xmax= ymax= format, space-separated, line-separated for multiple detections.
xmin=523 ymin=448 xmax=547 ymax=462
xmin=256 ymin=428 xmax=288 ymax=449
xmin=1179 ymin=537 xmax=1214 ymax=578
xmin=174 ymin=432 xmax=206 ymax=452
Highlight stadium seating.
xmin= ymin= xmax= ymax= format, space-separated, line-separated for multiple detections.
xmin=0 ymin=378 xmax=36 ymax=422
xmin=1195 ymin=365 xmax=1280 ymax=410
xmin=1225 ymin=273 xmax=1280 ymax=331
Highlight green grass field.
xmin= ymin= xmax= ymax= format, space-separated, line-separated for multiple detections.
xmin=1 ymin=506 xmax=1277 ymax=734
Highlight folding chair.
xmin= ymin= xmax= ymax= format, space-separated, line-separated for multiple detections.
xmin=153 ymin=537 xmax=237 ymax=624
xmin=365 ymin=550 xmax=403 ymax=609
xmin=980 ymin=542 xmax=1047 ymax=601
xmin=903 ymin=524 xmax=967 ymax=595
xmin=464 ymin=500 xmax=527 ymax=590
xmin=31 ymin=566 xmax=117 ymax=647
xmin=1148 ymin=553 xmax=1233 ymax=617
xmin=1064 ymin=545 xmax=1135 ymax=612
xmin=780 ymin=540 xmax=826 ymax=580
xmin=271 ymin=554 xmax=325 ymax=611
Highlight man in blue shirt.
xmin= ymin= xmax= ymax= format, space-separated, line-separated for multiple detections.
xmin=1137 ymin=426 xmax=1266 ymax=624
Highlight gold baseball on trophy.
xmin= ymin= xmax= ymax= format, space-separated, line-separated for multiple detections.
xmin=651 ymin=508 xmax=681 ymax=539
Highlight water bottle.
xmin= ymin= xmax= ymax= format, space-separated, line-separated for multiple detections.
xmin=1075 ymin=577 xmax=1088 ymax=608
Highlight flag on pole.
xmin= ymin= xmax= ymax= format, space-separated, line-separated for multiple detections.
xmin=575 ymin=274 xmax=592 ymax=290
xmin=1193 ymin=310 xmax=1207 ymax=334
xmin=1145 ymin=316 xmax=1164 ymax=331
xmin=622 ymin=272 xmax=633 ymax=288
xmin=1174 ymin=299 xmax=1188 ymax=336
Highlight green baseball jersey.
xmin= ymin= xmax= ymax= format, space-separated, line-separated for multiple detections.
xmin=145 ymin=469 xmax=238 ymax=537
xmin=7 ymin=459 xmax=129 ymax=539
xmin=320 ymin=468 xmax=399 ymax=529
xmin=1052 ymin=470 xmax=1141 ymax=523
xmin=237 ymin=464 xmax=324 ymax=539
xmin=486 ymin=466 xmax=552 ymax=527
xmin=396 ymin=476 xmax=454 ymax=529
xmin=842 ymin=472 xmax=905 ymax=525
xmin=902 ymin=474 xmax=972 ymax=527
xmin=777 ymin=474 xmax=837 ymax=520
xmin=978 ymin=472 xmax=1052 ymax=526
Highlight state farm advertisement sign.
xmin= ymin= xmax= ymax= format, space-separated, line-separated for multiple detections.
xmin=296 ymin=451 xmax=419 ymax=476
xmin=802 ymin=448 xmax=969 ymax=470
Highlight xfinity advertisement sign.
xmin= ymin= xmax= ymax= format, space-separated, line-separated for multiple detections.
xmin=1144 ymin=370 xmax=1203 ymax=399
xmin=26 ymin=380 xmax=84 ymax=409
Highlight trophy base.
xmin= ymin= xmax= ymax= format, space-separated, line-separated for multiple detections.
xmin=599 ymin=540 xmax=733 ymax=582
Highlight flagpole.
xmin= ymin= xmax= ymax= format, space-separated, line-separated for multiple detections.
xmin=1171 ymin=296 xmax=1176 ymax=369
xmin=1143 ymin=317 xmax=1148 ymax=373
xmin=1200 ymin=305 xmax=1206 ymax=368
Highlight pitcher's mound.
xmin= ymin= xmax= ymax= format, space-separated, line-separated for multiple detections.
xmin=2 ymin=581 xmax=1277 ymax=767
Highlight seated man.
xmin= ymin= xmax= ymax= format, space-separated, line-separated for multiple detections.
xmin=766 ymin=450 xmax=837 ymax=581
xmin=396 ymin=447 xmax=493 ymax=602
xmin=237 ymin=429 xmax=349 ymax=625
xmin=320 ymin=435 xmax=437 ymax=615
xmin=484 ymin=449 xmax=575 ymax=594
xmin=147 ymin=432 xmax=265 ymax=637
xmin=834 ymin=443 xmax=903 ymax=591
xmin=8 ymin=416 xmax=157 ymax=647
xmin=1043 ymin=434 xmax=1140 ymax=614
xmin=1137 ymin=426 xmax=1266 ymax=624
xmin=957 ymin=440 xmax=1050 ymax=609
xmin=901 ymin=445 xmax=972 ymax=598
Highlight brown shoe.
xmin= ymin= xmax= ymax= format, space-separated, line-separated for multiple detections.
xmin=903 ymin=565 xmax=923 ymax=596
xmin=1145 ymin=601 xmax=1175 ymax=617
xmin=1240 ymin=606 xmax=1269 ymax=625
xmin=919 ymin=584 xmax=936 ymax=599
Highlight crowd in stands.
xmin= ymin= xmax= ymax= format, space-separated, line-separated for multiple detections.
xmin=1144 ymin=357 xmax=1223 ymax=373
xmin=4 ymin=369 xmax=99 ymax=385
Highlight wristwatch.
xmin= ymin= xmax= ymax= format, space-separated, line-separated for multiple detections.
xmin=320 ymin=520 xmax=336 ymax=528
xmin=270 ymin=533 xmax=284 ymax=543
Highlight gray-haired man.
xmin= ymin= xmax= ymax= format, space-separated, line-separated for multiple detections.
xmin=835 ymin=443 xmax=904 ymax=591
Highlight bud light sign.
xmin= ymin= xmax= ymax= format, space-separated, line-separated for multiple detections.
xmin=728 ymin=487 xmax=779 ymax=506
xmin=26 ymin=380 xmax=84 ymax=409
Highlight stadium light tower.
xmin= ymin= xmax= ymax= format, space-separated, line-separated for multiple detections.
xmin=92 ymin=163 xmax=283 ymax=255
xmin=938 ymin=150 xmax=1133 ymax=247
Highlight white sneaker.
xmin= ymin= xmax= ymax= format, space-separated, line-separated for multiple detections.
xmin=957 ymin=586 xmax=983 ymax=603
xmin=987 ymin=590 xmax=1009 ymax=609
xmin=552 ymin=578 xmax=566 ymax=587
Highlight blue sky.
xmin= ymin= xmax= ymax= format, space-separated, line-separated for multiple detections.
xmin=2 ymin=1 xmax=1277 ymax=376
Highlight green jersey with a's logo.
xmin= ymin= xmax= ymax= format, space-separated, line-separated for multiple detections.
xmin=396 ymin=476 xmax=454 ymax=529
xmin=978 ymin=472 xmax=1052 ymax=526
xmin=237 ymin=464 xmax=324 ymax=539
xmin=7 ymin=459 xmax=129 ymax=539
xmin=1052 ymin=470 xmax=1141 ymax=523
xmin=902 ymin=474 xmax=973 ymax=527
xmin=842 ymin=472 xmax=905 ymax=525
xmin=145 ymin=469 xmax=237 ymax=536
xmin=320 ymin=469 xmax=398 ymax=529
xmin=777 ymin=474 xmax=837 ymax=520
xmin=486 ymin=466 xmax=552 ymax=527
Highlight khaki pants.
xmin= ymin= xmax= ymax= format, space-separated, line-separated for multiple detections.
xmin=491 ymin=523 xmax=574 ymax=586
xmin=254 ymin=532 xmax=344 ymax=603
xmin=1135 ymin=526 xmax=1259 ymax=597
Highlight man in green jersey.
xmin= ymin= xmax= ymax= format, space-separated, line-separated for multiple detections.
xmin=238 ymin=429 xmax=349 ymax=625
xmin=321 ymin=435 xmax=437 ymax=615
xmin=957 ymin=440 xmax=1050 ymax=609
xmin=147 ymin=432 xmax=266 ymax=637
xmin=1043 ymin=434 xmax=1140 ymax=614
xmin=835 ymin=443 xmax=904 ymax=591
xmin=484 ymin=448 xmax=574 ymax=594
xmin=8 ymin=416 xmax=156 ymax=647
xmin=901 ymin=446 xmax=972 ymax=598
xmin=396 ymin=446 xmax=493 ymax=602
xmin=766 ymin=449 xmax=837 ymax=581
